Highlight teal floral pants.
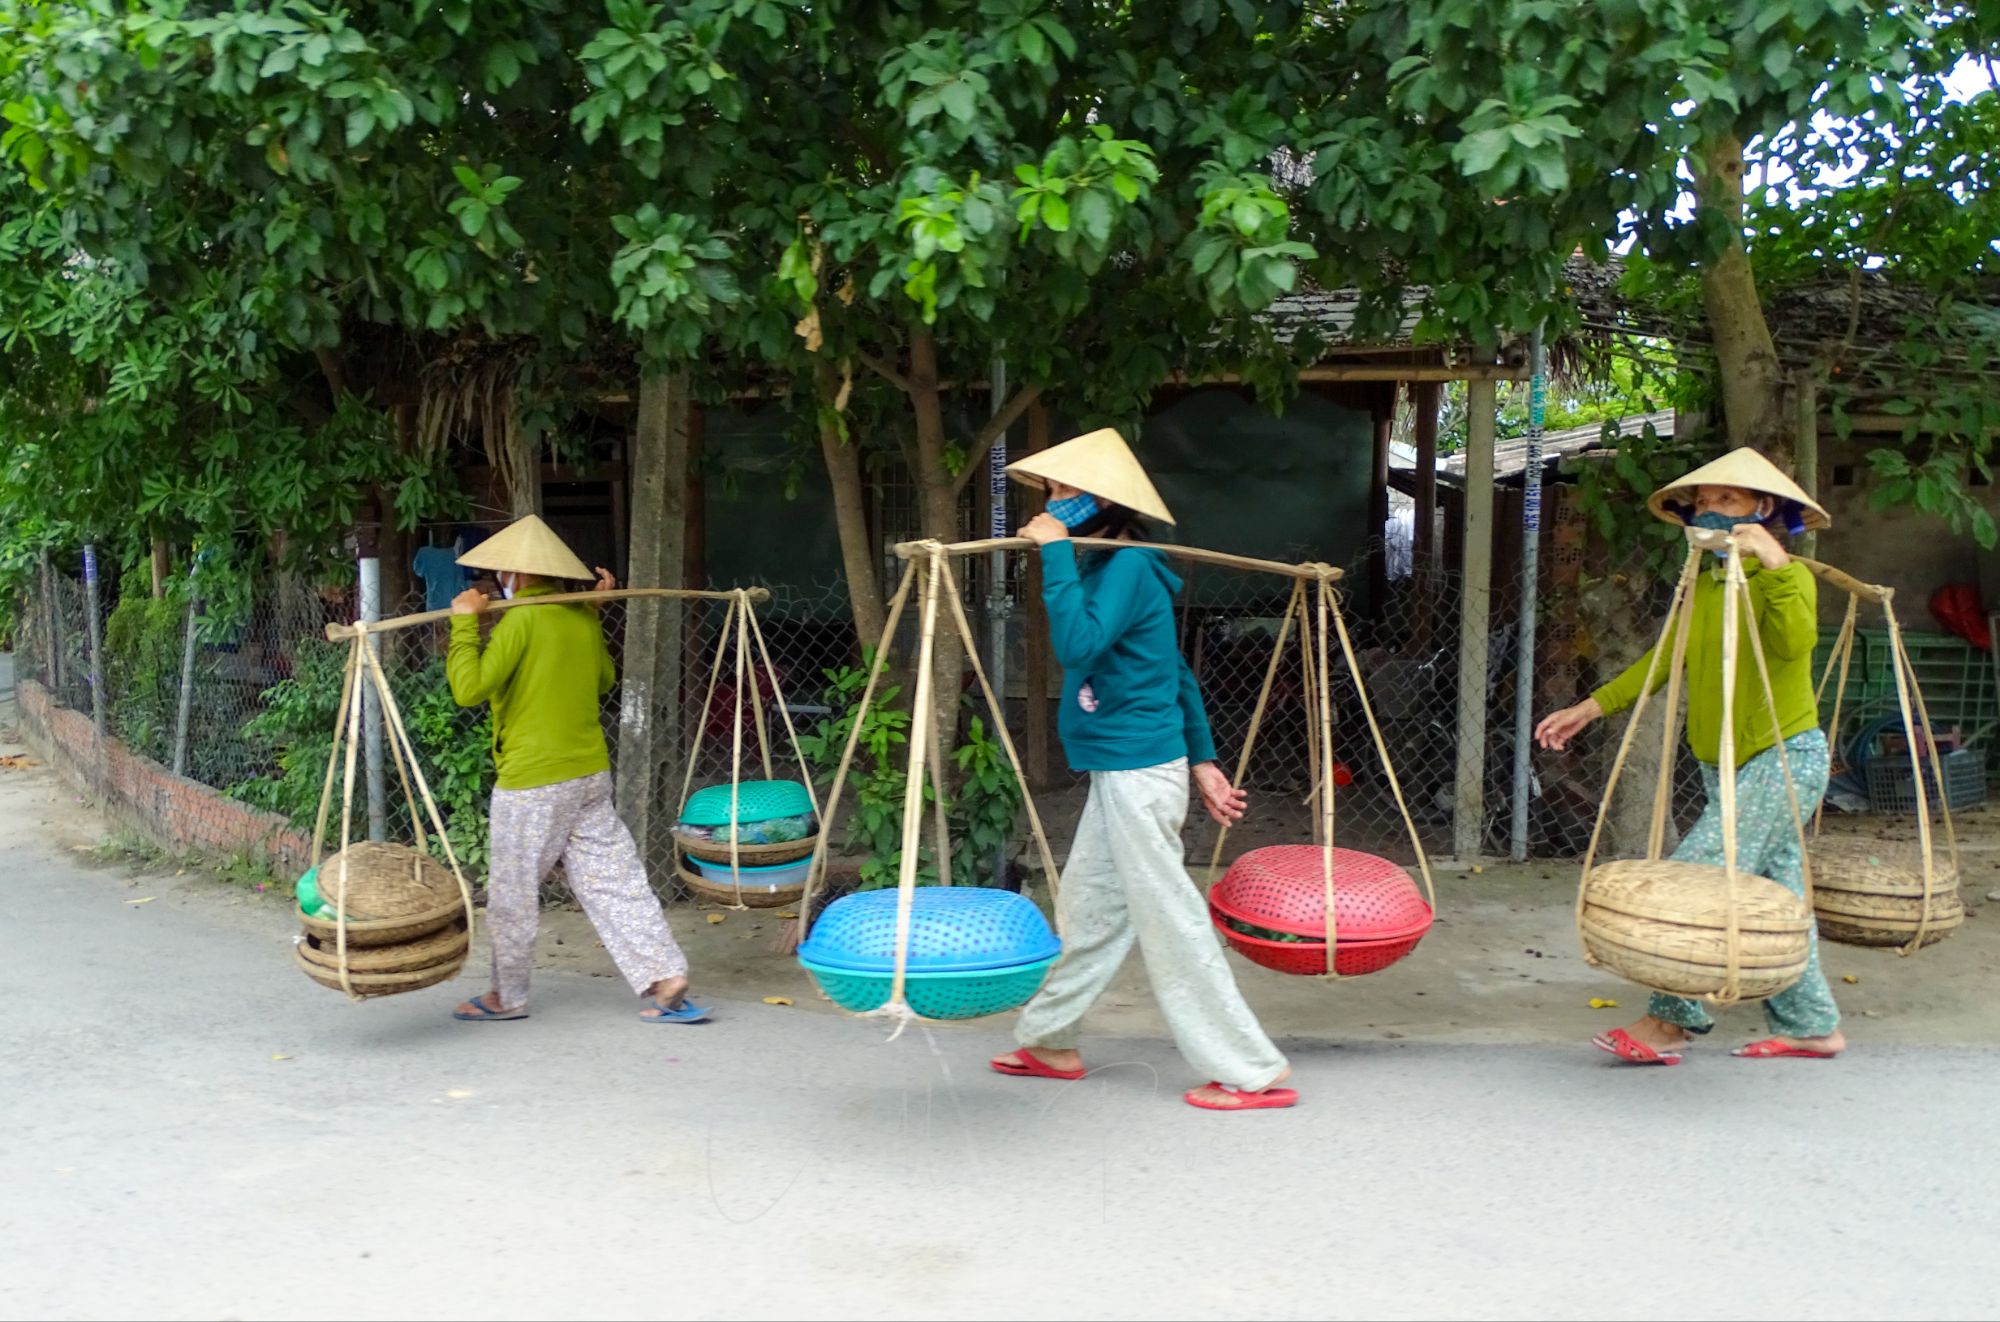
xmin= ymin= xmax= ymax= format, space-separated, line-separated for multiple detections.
xmin=1648 ymin=729 xmax=1841 ymax=1040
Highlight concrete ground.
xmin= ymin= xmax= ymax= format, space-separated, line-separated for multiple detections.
xmin=5 ymin=661 xmax=2000 ymax=1321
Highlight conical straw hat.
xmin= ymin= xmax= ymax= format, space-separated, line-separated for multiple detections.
xmin=1648 ymin=447 xmax=1830 ymax=533
xmin=1006 ymin=427 xmax=1175 ymax=525
xmin=456 ymin=515 xmax=593 ymax=580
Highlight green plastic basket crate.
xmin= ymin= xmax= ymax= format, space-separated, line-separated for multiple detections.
xmin=1816 ymin=627 xmax=2000 ymax=780
xmin=798 ymin=955 xmax=1058 ymax=1021
xmin=679 ymin=779 xmax=813 ymax=828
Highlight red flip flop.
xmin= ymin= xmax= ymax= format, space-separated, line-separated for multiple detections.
xmin=1593 ymin=1028 xmax=1683 ymax=1066
xmin=1732 ymin=1038 xmax=1838 ymax=1060
xmin=1184 ymin=1082 xmax=1300 ymax=1111
xmin=990 ymin=1048 xmax=1086 ymax=1080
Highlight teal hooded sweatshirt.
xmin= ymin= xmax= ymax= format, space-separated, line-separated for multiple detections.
xmin=1039 ymin=539 xmax=1219 ymax=773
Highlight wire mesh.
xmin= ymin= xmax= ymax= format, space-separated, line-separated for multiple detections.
xmin=14 ymin=534 xmax=1736 ymax=906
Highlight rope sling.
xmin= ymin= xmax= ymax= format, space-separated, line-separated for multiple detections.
xmin=307 ymin=585 xmax=808 ymax=996
xmin=1577 ymin=529 xmax=1819 ymax=1004
xmin=795 ymin=537 xmax=1440 ymax=1029
xmin=1807 ymin=567 xmax=1962 ymax=953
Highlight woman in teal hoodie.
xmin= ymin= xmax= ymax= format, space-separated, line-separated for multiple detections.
xmin=988 ymin=429 xmax=1295 ymax=1111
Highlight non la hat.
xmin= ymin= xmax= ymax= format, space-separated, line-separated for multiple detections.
xmin=1648 ymin=447 xmax=1831 ymax=534
xmin=1005 ymin=427 xmax=1176 ymax=525
xmin=455 ymin=515 xmax=593 ymax=580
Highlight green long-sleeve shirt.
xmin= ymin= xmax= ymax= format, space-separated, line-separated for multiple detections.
xmin=1592 ymin=558 xmax=1820 ymax=769
xmin=448 ymin=584 xmax=616 ymax=791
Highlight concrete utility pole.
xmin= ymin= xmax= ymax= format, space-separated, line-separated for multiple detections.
xmin=1453 ymin=381 xmax=1497 ymax=862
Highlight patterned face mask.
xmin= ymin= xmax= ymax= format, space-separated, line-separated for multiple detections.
xmin=1046 ymin=492 xmax=1100 ymax=529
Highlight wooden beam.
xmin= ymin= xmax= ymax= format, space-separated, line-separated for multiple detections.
xmin=1454 ymin=378 xmax=1498 ymax=863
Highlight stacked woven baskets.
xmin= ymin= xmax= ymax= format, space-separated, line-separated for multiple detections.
xmin=673 ymin=779 xmax=819 ymax=907
xmin=1810 ymin=842 xmax=1963 ymax=949
xmin=1208 ymin=845 xmax=1435 ymax=977
xmin=797 ymin=887 xmax=1061 ymax=1020
xmin=294 ymin=842 xmax=470 ymax=997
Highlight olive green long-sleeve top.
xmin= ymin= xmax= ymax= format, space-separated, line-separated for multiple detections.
xmin=447 ymin=584 xmax=616 ymax=790
xmin=1591 ymin=558 xmax=1821 ymax=769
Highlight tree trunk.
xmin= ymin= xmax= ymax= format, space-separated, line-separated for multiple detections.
xmin=150 ymin=538 xmax=169 ymax=599
xmin=907 ymin=333 xmax=967 ymax=772
xmin=616 ymin=370 xmax=693 ymax=867
xmin=1698 ymin=134 xmax=1791 ymax=467
xmin=816 ymin=360 xmax=886 ymax=658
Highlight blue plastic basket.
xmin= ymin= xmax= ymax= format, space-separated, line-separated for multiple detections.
xmin=799 ymin=955 xmax=1060 ymax=1020
xmin=679 ymin=780 xmax=813 ymax=828
xmin=797 ymin=887 xmax=1061 ymax=974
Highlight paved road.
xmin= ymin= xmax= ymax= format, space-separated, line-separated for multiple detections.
xmin=2 ymin=747 xmax=1997 ymax=1320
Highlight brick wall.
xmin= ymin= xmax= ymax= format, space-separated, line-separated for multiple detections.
xmin=17 ymin=679 xmax=313 ymax=877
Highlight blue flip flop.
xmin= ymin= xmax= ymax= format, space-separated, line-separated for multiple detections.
xmin=640 ymin=1000 xmax=712 ymax=1024
xmin=453 ymin=997 xmax=529 ymax=1022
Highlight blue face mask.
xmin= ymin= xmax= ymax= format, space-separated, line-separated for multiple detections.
xmin=1046 ymin=492 xmax=1100 ymax=529
xmin=1691 ymin=510 xmax=1746 ymax=558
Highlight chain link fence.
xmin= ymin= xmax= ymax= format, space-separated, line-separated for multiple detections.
xmin=13 ymin=532 xmax=1735 ymax=905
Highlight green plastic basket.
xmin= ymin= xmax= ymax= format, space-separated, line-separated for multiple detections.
xmin=680 ymin=779 xmax=814 ymax=828
xmin=798 ymin=955 xmax=1058 ymax=1021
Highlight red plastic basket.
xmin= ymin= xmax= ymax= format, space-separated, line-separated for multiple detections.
xmin=1209 ymin=911 xmax=1425 ymax=976
xmin=1210 ymin=845 xmax=1432 ymax=940
xmin=1208 ymin=844 xmax=1433 ymax=978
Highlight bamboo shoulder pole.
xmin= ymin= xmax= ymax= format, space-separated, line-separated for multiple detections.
xmin=894 ymin=537 xmax=1342 ymax=583
xmin=324 ymin=586 xmax=770 ymax=640
xmin=1796 ymin=557 xmax=1891 ymax=605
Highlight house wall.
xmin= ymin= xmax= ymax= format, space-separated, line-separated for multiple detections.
xmin=1813 ymin=436 xmax=2000 ymax=631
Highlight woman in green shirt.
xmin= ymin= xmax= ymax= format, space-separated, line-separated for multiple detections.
xmin=1536 ymin=449 xmax=1842 ymax=1065
xmin=443 ymin=516 xmax=705 ymax=1026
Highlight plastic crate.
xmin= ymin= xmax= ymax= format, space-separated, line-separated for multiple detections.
xmin=1816 ymin=627 xmax=2000 ymax=780
xmin=1865 ymin=747 xmax=1987 ymax=815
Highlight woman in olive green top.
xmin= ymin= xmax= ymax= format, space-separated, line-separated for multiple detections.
xmin=443 ymin=516 xmax=704 ymax=1026
xmin=1537 ymin=450 xmax=1842 ymax=1065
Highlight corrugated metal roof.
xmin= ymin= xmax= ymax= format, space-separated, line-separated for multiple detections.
xmin=1391 ymin=410 xmax=1675 ymax=482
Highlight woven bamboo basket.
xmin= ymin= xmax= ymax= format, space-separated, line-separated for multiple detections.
xmin=315 ymin=841 xmax=460 ymax=921
xmin=292 ymin=942 xmax=467 ymax=998
xmin=297 ymin=896 xmax=463 ymax=948
xmin=1580 ymin=860 xmax=1813 ymax=1002
xmin=677 ymin=864 xmax=806 ymax=909
xmin=1810 ymin=841 xmax=1964 ymax=948
xmin=297 ymin=918 xmax=470 ymax=975
xmin=673 ymin=833 xmax=818 ymax=867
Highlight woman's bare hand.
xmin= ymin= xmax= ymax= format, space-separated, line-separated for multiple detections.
xmin=1020 ymin=513 xmax=1069 ymax=546
xmin=1731 ymin=522 xmax=1790 ymax=569
xmin=1535 ymin=698 xmax=1603 ymax=752
xmin=1193 ymin=761 xmax=1248 ymax=826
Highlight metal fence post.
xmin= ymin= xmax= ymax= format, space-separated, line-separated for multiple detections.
xmin=171 ymin=564 xmax=199 ymax=779
xmin=986 ymin=354 xmax=1012 ymax=890
xmin=1510 ymin=326 xmax=1547 ymax=862
xmin=360 ymin=546 xmax=386 ymax=842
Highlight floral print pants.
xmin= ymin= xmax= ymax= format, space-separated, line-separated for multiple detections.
xmin=1648 ymin=729 xmax=1841 ymax=1039
xmin=486 ymin=771 xmax=688 ymax=1010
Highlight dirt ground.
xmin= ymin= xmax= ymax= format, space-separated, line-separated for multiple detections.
xmin=21 ymin=748 xmax=1999 ymax=1048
